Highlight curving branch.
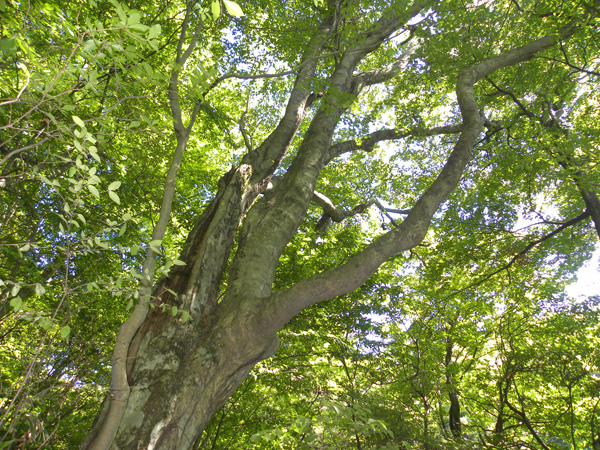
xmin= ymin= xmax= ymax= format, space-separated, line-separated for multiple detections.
xmin=263 ymin=26 xmax=577 ymax=336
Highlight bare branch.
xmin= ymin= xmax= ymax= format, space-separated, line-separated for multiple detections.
xmin=454 ymin=211 xmax=591 ymax=294
xmin=485 ymin=77 xmax=539 ymax=119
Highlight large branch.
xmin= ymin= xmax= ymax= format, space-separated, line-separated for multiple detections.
xmin=262 ymin=29 xmax=575 ymax=336
xmin=238 ymin=17 xmax=337 ymax=184
xmin=223 ymin=2 xmax=432 ymax=302
xmin=352 ymin=46 xmax=418 ymax=90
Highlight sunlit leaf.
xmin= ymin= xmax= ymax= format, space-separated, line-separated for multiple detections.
xmin=72 ymin=115 xmax=85 ymax=127
xmin=108 ymin=181 xmax=122 ymax=190
xmin=223 ymin=0 xmax=243 ymax=16
xmin=108 ymin=190 xmax=121 ymax=204
xmin=87 ymin=184 xmax=100 ymax=198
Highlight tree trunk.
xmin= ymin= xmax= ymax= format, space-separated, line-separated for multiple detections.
xmin=112 ymin=299 xmax=280 ymax=449
xmin=444 ymin=340 xmax=461 ymax=439
xmin=81 ymin=6 xmax=575 ymax=446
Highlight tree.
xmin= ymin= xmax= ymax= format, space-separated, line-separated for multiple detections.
xmin=1 ymin=0 xmax=599 ymax=448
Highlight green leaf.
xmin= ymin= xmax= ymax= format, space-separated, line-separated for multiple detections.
xmin=35 ymin=284 xmax=46 ymax=296
xmin=87 ymin=184 xmax=100 ymax=198
xmin=181 ymin=310 xmax=192 ymax=323
xmin=59 ymin=325 xmax=71 ymax=339
xmin=171 ymin=305 xmax=178 ymax=316
xmin=223 ymin=0 xmax=243 ymax=16
xmin=211 ymin=0 xmax=220 ymax=19
xmin=113 ymin=0 xmax=127 ymax=23
xmin=19 ymin=244 xmax=30 ymax=252
xmin=108 ymin=180 xmax=122 ymax=190
xmin=148 ymin=24 xmax=161 ymax=39
xmin=1 ymin=37 xmax=17 ymax=55
xmin=72 ymin=115 xmax=85 ymax=127
xmin=10 ymin=297 xmax=22 ymax=312
xmin=172 ymin=259 xmax=186 ymax=266
xmin=127 ymin=11 xmax=141 ymax=25
xmin=108 ymin=190 xmax=121 ymax=204
xmin=39 ymin=317 xmax=52 ymax=331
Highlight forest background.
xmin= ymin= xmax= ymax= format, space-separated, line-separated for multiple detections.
xmin=1 ymin=0 xmax=600 ymax=448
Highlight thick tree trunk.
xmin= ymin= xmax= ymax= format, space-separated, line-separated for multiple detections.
xmin=81 ymin=6 xmax=575 ymax=446
xmin=112 ymin=300 xmax=279 ymax=449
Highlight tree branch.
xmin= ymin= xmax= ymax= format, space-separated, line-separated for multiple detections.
xmin=351 ymin=45 xmax=418 ymax=90
xmin=450 ymin=211 xmax=591 ymax=296
xmin=312 ymin=191 xmax=373 ymax=232
xmin=488 ymin=73 xmax=600 ymax=239
xmin=328 ymin=124 xmax=462 ymax=161
xmin=222 ymin=2 xmax=433 ymax=302
xmin=262 ymin=28 xmax=575 ymax=336
xmin=485 ymin=77 xmax=540 ymax=120
xmin=312 ymin=191 xmax=409 ymax=233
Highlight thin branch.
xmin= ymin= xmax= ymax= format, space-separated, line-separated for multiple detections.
xmin=239 ymin=91 xmax=254 ymax=152
xmin=0 ymin=69 xmax=31 ymax=107
xmin=452 ymin=211 xmax=591 ymax=295
xmin=0 ymin=135 xmax=52 ymax=167
xmin=485 ymin=77 xmax=539 ymax=119
xmin=204 ymin=47 xmax=346 ymax=96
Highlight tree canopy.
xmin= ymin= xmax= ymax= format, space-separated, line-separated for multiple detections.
xmin=1 ymin=0 xmax=599 ymax=448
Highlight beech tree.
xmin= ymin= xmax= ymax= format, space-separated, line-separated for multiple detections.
xmin=1 ymin=0 xmax=599 ymax=448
